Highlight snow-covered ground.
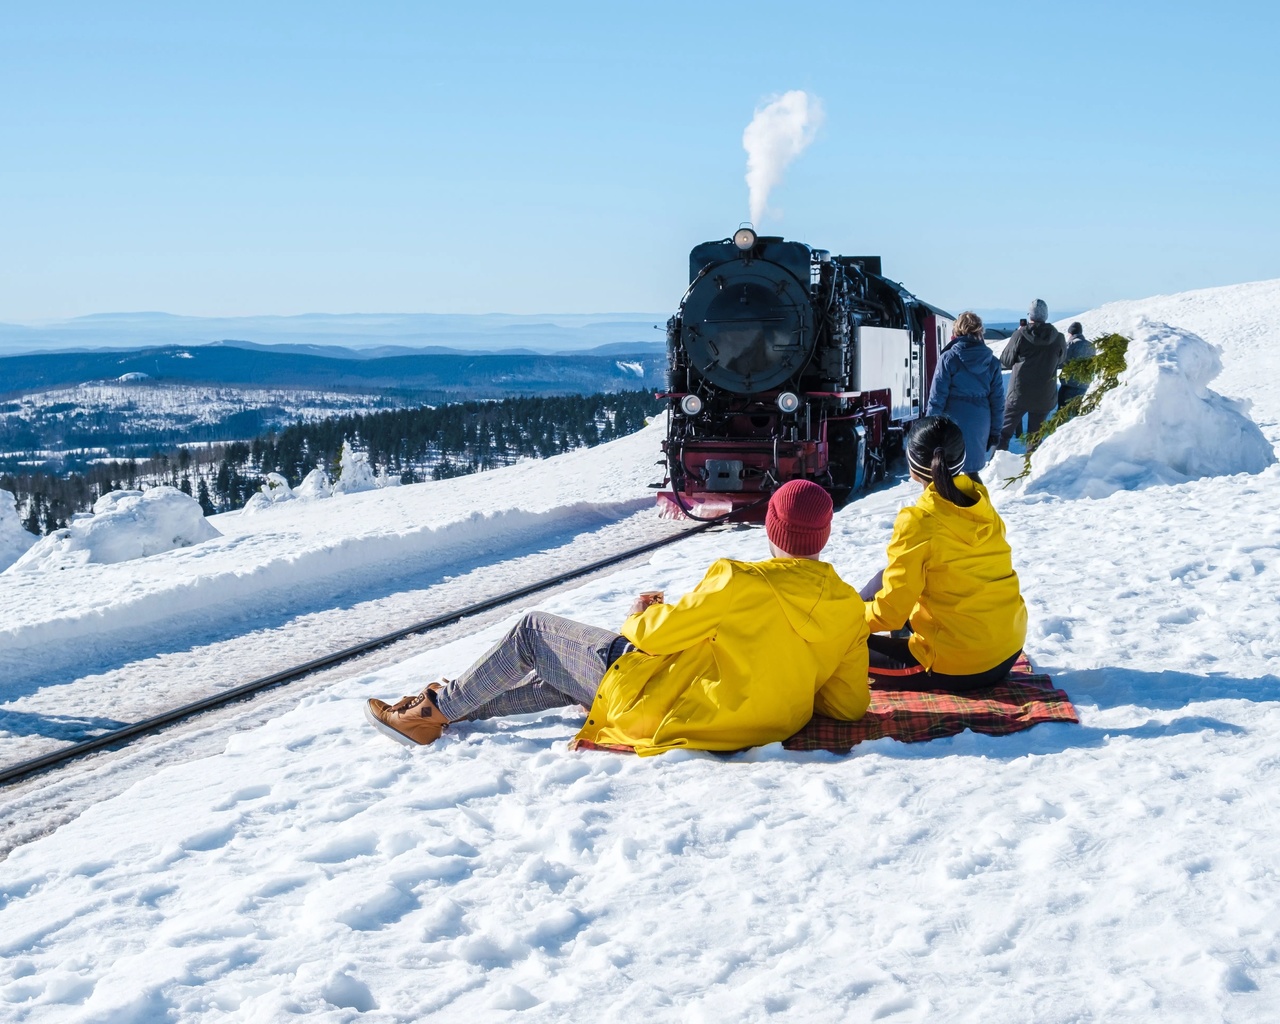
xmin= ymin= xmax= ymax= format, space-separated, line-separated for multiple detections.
xmin=2 ymin=280 xmax=1279 ymax=1021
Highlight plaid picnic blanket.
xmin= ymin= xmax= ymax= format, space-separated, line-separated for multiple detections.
xmin=783 ymin=654 xmax=1078 ymax=753
xmin=570 ymin=655 xmax=1077 ymax=755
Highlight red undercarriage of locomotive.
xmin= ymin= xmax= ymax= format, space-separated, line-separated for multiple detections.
xmin=657 ymin=389 xmax=894 ymax=522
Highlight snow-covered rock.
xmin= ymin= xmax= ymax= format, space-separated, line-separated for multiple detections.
xmin=0 ymin=488 xmax=36 ymax=571
xmin=992 ymin=318 xmax=1275 ymax=499
xmin=332 ymin=442 xmax=378 ymax=495
xmin=4 ymin=486 xmax=222 ymax=573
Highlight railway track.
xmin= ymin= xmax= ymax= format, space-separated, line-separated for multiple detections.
xmin=0 ymin=522 xmax=714 ymax=788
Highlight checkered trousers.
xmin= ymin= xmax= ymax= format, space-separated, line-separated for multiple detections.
xmin=435 ymin=611 xmax=630 ymax=722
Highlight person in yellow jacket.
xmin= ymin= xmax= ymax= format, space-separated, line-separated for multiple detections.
xmin=861 ymin=416 xmax=1028 ymax=690
xmin=365 ymin=479 xmax=871 ymax=754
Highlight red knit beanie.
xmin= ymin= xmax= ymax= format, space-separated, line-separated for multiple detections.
xmin=765 ymin=479 xmax=832 ymax=557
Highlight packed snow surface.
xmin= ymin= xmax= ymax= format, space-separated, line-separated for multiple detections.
xmin=2 ymin=279 xmax=1280 ymax=1021
xmin=4 ymin=486 xmax=220 ymax=573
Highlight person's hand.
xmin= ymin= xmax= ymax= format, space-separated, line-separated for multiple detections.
xmin=628 ymin=591 xmax=664 ymax=617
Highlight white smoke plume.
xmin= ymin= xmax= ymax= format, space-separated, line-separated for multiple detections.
xmin=743 ymin=90 xmax=824 ymax=227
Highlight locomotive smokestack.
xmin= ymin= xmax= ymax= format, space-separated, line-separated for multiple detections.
xmin=743 ymin=91 xmax=823 ymax=227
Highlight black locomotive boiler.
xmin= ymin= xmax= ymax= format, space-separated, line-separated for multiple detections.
xmin=657 ymin=227 xmax=954 ymax=519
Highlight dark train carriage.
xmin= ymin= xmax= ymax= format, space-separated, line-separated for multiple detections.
xmin=657 ymin=228 xmax=952 ymax=520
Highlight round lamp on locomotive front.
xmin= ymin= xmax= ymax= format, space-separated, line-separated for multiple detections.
xmin=680 ymin=394 xmax=704 ymax=416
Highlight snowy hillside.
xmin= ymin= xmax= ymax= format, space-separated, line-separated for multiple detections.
xmin=0 ymin=381 xmax=407 ymax=450
xmin=1 ymin=281 xmax=1279 ymax=1021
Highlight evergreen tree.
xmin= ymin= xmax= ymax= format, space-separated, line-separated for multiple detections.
xmin=197 ymin=478 xmax=216 ymax=516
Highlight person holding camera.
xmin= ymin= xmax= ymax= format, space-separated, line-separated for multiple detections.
xmin=997 ymin=299 xmax=1066 ymax=449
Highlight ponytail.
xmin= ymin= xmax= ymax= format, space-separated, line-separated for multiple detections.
xmin=907 ymin=416 xmax=977 ymax=508
xmin=930 ymin=445 xmax=974 ymax=507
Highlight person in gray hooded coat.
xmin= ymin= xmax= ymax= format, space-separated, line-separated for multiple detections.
xmin=925 ymin=311 xmax=1004 ymax=476
xmin=1057 ymin=321 xmax=1096 ymax=415
xmin=997 ymin=298 xmax=1066 ymax=449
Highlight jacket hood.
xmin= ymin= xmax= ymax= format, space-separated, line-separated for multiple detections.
xmin=950 ymin=336 xmax=997 ymax=368
xmin=1020 ymin=322 xmax=1062 ymax=348
xmin=916 ymin=477 xmax=999 ymax=545
xmin=750 ymin=559 xmax=860 ymax=643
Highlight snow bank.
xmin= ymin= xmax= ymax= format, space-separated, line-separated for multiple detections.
xmin=1063 ymin=278 xmax=1280 ymax=431
xmin=4 ymin=486 xmax=221 ymax=573
xmin=994 ymin=318 xmax=1274 ymax=499
xmin=0 ymin=488 xmax=35 ymax=571
xmin=0 ymin=422 xmax=667 ymax=666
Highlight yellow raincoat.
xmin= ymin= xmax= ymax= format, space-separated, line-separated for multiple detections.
xmin=575 ymin=558 xmax=870 ymax=756
xmin=865 ymin=477 xmax=1027 ymax=675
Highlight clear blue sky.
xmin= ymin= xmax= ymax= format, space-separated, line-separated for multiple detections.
xmin=3 ymin=1 xmax=1277 ymax=321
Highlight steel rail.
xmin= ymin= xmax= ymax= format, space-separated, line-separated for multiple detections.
xmin=0 ymin=522 xmax=715 ymax=788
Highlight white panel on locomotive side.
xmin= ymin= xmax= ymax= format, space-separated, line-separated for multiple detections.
xmin=853 ymin=326 xmax=915 ymax=421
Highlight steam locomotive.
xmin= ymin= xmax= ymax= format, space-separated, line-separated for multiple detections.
xmin=657 ymin=227 xmax=954 ymax=520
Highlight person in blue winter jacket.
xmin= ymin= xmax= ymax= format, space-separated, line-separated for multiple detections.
xmin=925 ymin=311 xmax=1005 ymax=479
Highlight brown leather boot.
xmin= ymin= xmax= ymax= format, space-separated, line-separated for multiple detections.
xmin=365 ymin=685 xmax=450 ymax=746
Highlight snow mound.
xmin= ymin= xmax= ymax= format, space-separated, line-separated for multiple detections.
xmin=295 ymin=466 xmax=332 ymax=499
xmin=4 ymin=486 xmax=222 ymax=573
xmin=1063 ymin=278 xmax=1280 ymax=429
xmin=0 ymin=488 xmax=36 ymax=571
xmin=997 ymin=318 xmax=1275 ymax=499
xmin=242 ymin=472 xmax=294 ymax=514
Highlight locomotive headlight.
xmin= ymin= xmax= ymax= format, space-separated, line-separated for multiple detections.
xmin=680 ymin=394 xmax=704 ymax=416
xmin=776 ymin=391 xmax=800 ymax=414
xmin=733 ymin=227 xmax=757 ymax=250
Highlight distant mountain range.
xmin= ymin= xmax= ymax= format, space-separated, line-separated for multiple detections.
xmin=0 ymin=308 xmax=1082 ymax=361
xmin=0 ymin=311 xmax=669 ymax=358
xmin=0 ymin=340 xmax=666 ymax=401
